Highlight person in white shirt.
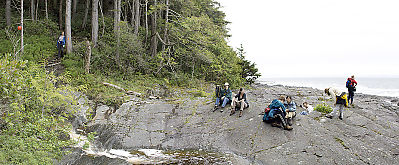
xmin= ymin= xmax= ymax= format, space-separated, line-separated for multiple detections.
xmin=324 ymin=87 xmax=347 ymax=120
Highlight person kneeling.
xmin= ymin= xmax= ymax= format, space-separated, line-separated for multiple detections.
xmin=262 ymin=96 xmax=293 ymax=130
xmin=230 ymin=88 xmax=249 ymax=117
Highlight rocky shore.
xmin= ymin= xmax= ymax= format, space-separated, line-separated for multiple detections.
xmin=60 ymin=83 xmax=399 ymax=164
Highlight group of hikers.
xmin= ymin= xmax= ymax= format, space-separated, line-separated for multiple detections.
xmin=213 ymin=83 xmax=249 ymax=117
xmin=213 ymin=75 xmax=358 ymax=131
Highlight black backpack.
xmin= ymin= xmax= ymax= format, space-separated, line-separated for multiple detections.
xmin=215 ymin=86 xmax=222 ymax=98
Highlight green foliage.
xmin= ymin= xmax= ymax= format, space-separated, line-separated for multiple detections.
xmin=314 ymin=103 xmax=333 ymax=114
xmin=236 ymin=45 xmax=261 ymax=84
xmin=188 ymin=90 xmax=208 ymax=97
xmin=0 ymin=54 xmax=82 ymax=164
xmin=93 ymin=22 xmax=146 ymax=77
xmin=0 ymin=20 xmax=58 ymax=63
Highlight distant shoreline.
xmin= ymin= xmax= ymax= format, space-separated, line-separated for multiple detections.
xmin=255 ymin=82 xmax=399 ymax=100
xmin=257 ymin=77 xmax=399 ymax=98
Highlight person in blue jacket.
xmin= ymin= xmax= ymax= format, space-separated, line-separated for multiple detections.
xmin=284 ymin=96 xmax=297 ymax=126
xmin=57 ymin=32 xmax=66 ymax=59
xmin=263 ymin=95 xmax=293 ymax=130
xmin=214 ymin=82 xmax=232 ymax=112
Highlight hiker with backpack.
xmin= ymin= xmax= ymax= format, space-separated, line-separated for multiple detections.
xmin=284 ymin=96 xmax=296 ymax=126
xmin=214 ymin=83 xmax=232 ymax=112
xmin=262 ymin=95 xmax=293 ymax=130
xmin=230 ymin=88 xmax=249 ymax=117
xmin=324 ymin=87 xmax=348 ymax=120
xmin=346 ymin=75 xmax=358 ymax=105
xmin=57 ymin=32 xmax=66 ymax=59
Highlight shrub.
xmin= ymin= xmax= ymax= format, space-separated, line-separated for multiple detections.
xmin=0 ymin=54 xmax=82 ymax=164
xmin=314 ymin=103 xmax=333 ymax=114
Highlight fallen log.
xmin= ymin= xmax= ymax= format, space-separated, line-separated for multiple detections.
xmin=102 ymin=82 xmax=126 ymax=92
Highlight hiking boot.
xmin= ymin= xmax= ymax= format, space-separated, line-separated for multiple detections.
xmin=325 ymin=114 xmax=333 ymax=119
xmin=271 ymin=122 xmax=280 ymax=127
xmin=230 ymin=109 xmax=235 ymax=116
xmin=239 ymin=111 xmax=243 ymax=117
xmin=213 ymin=106 xmax=218 ymax=112
xmin=287 ymin=118 xmax=293 ymax=126
xmin=220 ymin=108 xmax=224 ymax=112
xmin=339 ymin=115 xmax=343 ymax=120
xmin=284 ymin=125 xmax=293 ymax=130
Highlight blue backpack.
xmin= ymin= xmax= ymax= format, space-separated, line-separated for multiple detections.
xmin=346 ymin=80 xmax=351 ymax=88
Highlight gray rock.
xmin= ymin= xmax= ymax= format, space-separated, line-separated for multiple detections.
xmin=64 ymin=84 xmax=399 ymax=165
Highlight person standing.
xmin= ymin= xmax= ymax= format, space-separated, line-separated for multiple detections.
xmin=230 ymin=88 xmax=249 ymax=117
xmin=325 ymin=87 xmax=348 ymax=120
xmin=57 ymin=32 xmax=66 ymax=59
xmin=346 ymin=75 xmax=358 ymax=105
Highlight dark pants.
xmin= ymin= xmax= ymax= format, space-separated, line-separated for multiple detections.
xmin=264 ymin=109 xmax=287 ymax=127
xmin=57 ymin=44 xmax=64 ymax=59
xmin=348 ymin=90 xmax=354 ymax=104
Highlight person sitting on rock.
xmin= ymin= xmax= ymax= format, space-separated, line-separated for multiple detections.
xmin=263 ymin=95 xmax=293 ymax=130
xmin=214 ymin=82 xmax=232 ymax=112
xmin=284 ymin=96 xmax=296 ymax=126
xmin=300 ymin=102 xmax=314 ymax=115
xmin=324 ymin=87 xmax=348 ymax=120
xmin=230 ymin=88 xmax=249 ymax=117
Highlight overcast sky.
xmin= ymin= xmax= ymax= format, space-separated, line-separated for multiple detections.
xmin=216 ymin=0 xmax=399 ymax=78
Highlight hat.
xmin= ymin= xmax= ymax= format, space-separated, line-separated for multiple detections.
xmin=224 ymin=82 xmax=229 ymax=86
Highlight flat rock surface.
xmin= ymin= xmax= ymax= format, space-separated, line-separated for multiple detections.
xmin=66 ymin=83 xmax=399 ymax=164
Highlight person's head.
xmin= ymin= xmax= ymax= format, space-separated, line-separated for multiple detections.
xmin=61 ymin=31 xmax=64 ymax=36
xmin=303 ymin=102 xmax=308 ymax=108
xmin=279 ymin=95 xmax=286 ymax=102
xmin=286 ymin=96 xmax=292 ymax=103
xmin=324 ymin=88 xmax=330 ymax=95
xmin=351 ymin=75 xmax=355 ymax=79
xmin=224 ymin=82 xmax=229 ymax=89
xmin=239 ymin=88 xmax=245 ymax=94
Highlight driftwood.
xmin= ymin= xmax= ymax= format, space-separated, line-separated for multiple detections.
xmin=102 ymin=82 xmax=142 ymax=97
xmin=102 ymin=82 xmax=126 ymax=92
xmin=46 ymin=62 xmax=61 ymax=67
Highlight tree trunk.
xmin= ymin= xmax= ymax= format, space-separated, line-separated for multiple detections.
xmin=91 ymin=0 xmax=99 ymax=47
xmin=6 ymin=0 xmax=11 ymax=27
xmin=20 ymin=0 xmax=24 ymax=58
xmin=150 ymin=0 xmax=158 ymax=57
xmin=145 ymin=0 xmax=148 ymax=43
xmin=114 ymin=0 xmax=121 ymax=66
xmin=162 ymin=0 xmax=169 ymax=51
xmin=99 ymin=0 xmax=105 ymax=35
xmin=59 ymin=0 xmax=63 ymax=30
xmin=82 ymin=0 xmax=90 ymax=28
xmin=73 ymin=0 xmax=78 ymax=15
xmin=31 ymin=0 xmax=35 ymax=21
xmin=35 ymin=0 xmax=39 ymax=20
xmin=85 ymin=40 xmax=91 ymax=74
xmin=134 ymin=0 xmax=140 ymax=35
xmin=45 ymin=0 xmax=49 ymax=19
xmin=130 ymin=0 xmax=134 ymax=26
xmin=65 ymin=0 xmax=73 ymax=54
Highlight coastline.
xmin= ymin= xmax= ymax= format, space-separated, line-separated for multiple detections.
xmin=61 ymin=83 xmax=399 ymax=164
xmin=258 ymin=78 xmax=399 ymax=98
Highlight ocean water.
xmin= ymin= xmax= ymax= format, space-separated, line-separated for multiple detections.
xmin=259 ymin=77 xmax=399 ymax=98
